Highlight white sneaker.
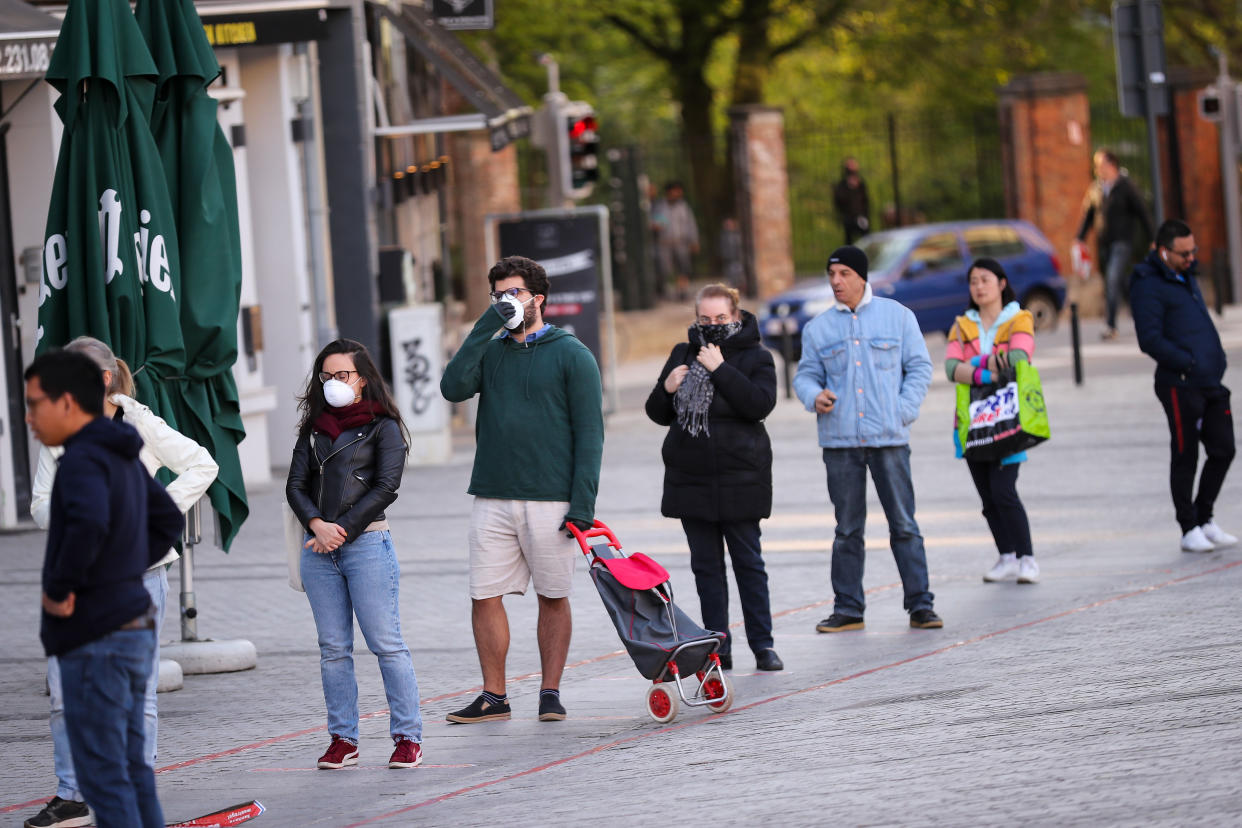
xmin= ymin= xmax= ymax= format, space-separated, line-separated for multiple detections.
xmin=1200 ymin=521 xmax=1238 ymax=548
xmin=1017 ymin=556 xmax=1040 ymax=584
xmin=1181 ymin=526 xmax=1216 ymax=553
xmin=982 ymin=553 xmax=1019 ymax=582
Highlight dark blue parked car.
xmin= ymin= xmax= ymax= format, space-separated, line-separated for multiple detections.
xmin=760 ymin=220 xmax=1067 ymax=360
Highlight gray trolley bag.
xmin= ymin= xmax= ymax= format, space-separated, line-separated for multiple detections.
xmin=568 ymin=520 xmax=736 ymax=723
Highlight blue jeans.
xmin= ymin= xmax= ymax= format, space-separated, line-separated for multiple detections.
xmin=1101 ymin=240 xmax=1132 ymax=330
xmin=48 ymin=567 xmax=166 ymax=802
xmin=58 ymin=627 xmax=163 ymax=828
xmin=301 ymin=530 xmax=422 ymax=743
xmin=823 ymin=446 xmax=934 ymax=616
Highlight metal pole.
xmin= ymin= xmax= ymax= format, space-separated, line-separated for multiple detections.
xmin=179 ymin=500 xmax=202 ymax=642
xmin=1139 ymin=0 xmax=1165 ymax=225
xmin=1216 ymin=50 xmax=1242 ymax=305
xmin=1070 ymin=302 xmax=1084 ymax=386
xmin=888 ymin=113 xmax=902 ymax=228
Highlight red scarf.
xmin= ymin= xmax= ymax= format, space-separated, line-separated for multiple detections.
xmin=313 ymin=400 xmax=387 ymax=441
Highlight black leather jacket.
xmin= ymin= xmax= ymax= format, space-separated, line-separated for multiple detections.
xmin=286 ymin=417 xmax=405 ymax=543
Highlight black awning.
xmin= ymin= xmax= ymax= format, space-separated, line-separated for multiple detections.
xmin=369 ymin=0 xmax=530 ymax=151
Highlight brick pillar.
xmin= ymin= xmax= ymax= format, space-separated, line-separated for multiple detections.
xmin=447 ymin=130 xmax=521 ymax=316
xmin=998 ymin=74 xmax=1096 ymax=312
xmin=729 ymin=105 xmax=794 ymax=299
xmin=1160 ymin=68 xmax=1228 ymax=303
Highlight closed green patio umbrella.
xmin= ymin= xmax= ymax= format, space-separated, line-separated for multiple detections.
xmin=37 ymin=0 xmax=187 ymax=437
xmin=135 ymin=0 xmax=247 ymax=550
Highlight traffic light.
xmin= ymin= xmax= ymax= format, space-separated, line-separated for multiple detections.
xmin=563 ymin=103 xmax=599 ymax=199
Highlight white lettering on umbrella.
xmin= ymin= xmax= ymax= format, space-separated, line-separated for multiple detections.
xmin=98 ymin=189 xmax=123 ymax=284
xmin=135 ymin=209 xmax=174 ymax=298
xmin=41 ymin=232 xmax=68 ymax=306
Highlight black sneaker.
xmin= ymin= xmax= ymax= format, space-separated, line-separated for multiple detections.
xmin=538 ymin=693 xmax=566 ymax=722
xmin=816 ymin=613 xmax=865 ymax=633
xmin=24 ymin=797 xmax=91 ymax=828
xmin=446 ymin=693 xmax=511 ymax=723
xmin=909 ymin=609 xmax=944 ymax=629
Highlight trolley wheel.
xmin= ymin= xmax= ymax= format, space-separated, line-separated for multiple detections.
xmin=703 ymin=672 xmax=734 ymax=714
xmin=646 ymin=683 xmax=680 ymax=723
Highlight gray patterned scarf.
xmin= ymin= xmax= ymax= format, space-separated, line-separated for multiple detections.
xmin=674 ymin=320 xmax=742 ymax=437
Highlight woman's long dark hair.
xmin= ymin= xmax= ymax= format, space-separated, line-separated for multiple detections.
xmin=966 ymin=257 xmax=1017 ymax=311
xmin=296 ymin=339 xmax=409 ymax=449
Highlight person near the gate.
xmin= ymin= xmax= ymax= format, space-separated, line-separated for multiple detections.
xmin=26 ymin=349 xmax=184 ymax=828
xmin=1074 ymin=148 xmax=1155 ymax=341
xmin=286 ymin=338 xmax=425 ymax=770
xmin=793 ymin=245 xmax=943 ymax=633
xmin=25 ymin=336 xmax=217 ymax=828
xmin=833 ymin=156 xmax=871 ymax=244
xmin=944 ymin=259 xmax=1041 ymax=585
xmin=1130 ymin=219 xmax=1236 ymax=553
xmin=645 ymin=283 xmax=783 ymax=673
xmin=440 ymin=255 xmax=604 ymax=724
xmin=652 ymin=181 xmax=701 ymax=301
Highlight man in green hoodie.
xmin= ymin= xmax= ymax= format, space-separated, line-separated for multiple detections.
xmin=441 ymin=255 xmax=604 ymax=723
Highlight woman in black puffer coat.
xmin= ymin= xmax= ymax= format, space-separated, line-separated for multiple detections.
xmin=645 ymin=284 xmax=782 ymax=672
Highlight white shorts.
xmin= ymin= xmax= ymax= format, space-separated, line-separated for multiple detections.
xmin=468 ymin=498 xmax=579 ymax=600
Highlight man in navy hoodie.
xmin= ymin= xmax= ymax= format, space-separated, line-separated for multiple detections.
xmin=25 ymin=350 xmax=183 ymax=828
xmin=1130 ymin=219 xmax=1236 ymax=553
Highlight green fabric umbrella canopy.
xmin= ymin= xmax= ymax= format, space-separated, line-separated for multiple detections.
xmin=135 ymin=0 xmax=247 ymax=550
xmin=37 ymin=0 xmax=188 ymax=447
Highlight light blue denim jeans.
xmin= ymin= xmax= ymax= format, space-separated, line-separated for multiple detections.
xmin=823 ymin=446 xmax=934 ymax=617
xmin=58 ymin=626 xmax=162 ymax=828
xmin=301 ymin=530 xmax=422 ymax=744
xmin=48 ymin=566 xmax=167 ymax=802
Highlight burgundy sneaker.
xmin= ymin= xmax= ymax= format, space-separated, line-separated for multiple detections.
xmin=317 ymin=736 xmax=359 ymax=769
xmin=388 ymin=738 xmax=423 ymax=769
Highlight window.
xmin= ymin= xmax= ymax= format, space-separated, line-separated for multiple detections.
xmin=906 ymin=232 xmax=964 ymax=275
xmin=964 ymin=225 xmax=1026 ymax=259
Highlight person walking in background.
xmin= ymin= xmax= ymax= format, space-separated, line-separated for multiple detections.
xmin=1130 ymin=219 xmax=1236 ymax=553
xmin=833 ymin=157 xmax=871 ymax=244
xmin=645 ymin=284 xmax=782 ymax=672
xmin=945 ymin=259 xmax=1040 ymax=584
xmin=653 ymin=181 xmax=700 ymax=301
xmin=793 ymin=246 xmax=942 ymax=633
xmin=440 ymin=256 xmax=604 ymax=723
xmin=286 ymin=339 xmax=424 ymax=770
xmin=25 ymin=350 xmax=183 ymax=828
xmin=1074 ymin=148 xmax=1155 ymax=340
xmin=26 ymin=336 xmax=217 ymax=828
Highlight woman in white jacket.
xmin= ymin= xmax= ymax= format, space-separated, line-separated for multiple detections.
xmin=26 ymin=336 xmax=218 ymax=828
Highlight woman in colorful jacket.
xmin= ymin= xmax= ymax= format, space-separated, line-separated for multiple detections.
xmin=945 ymin=258 xmax=1040 ymax=585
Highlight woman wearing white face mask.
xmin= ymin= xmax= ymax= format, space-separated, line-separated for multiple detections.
xmin=286 ymin=339 xmax=425 ymax=771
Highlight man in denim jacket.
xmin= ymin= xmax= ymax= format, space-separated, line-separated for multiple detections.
xmin=793 ymin=246 xmax=943 ymax=632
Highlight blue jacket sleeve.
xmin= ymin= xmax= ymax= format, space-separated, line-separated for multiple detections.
xmin=898 ymin=310 xmax=932 ymax=425
xmin=793 ymin=321 xmax=828 ymax=412
xmin=1131 ymin=277 xmax=1195 ymax=374
xmin=43 ymin=455 xmax=110 ymax=602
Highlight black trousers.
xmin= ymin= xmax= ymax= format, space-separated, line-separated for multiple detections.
xmin=680 ymin=518 xmax=774 ymax=656
xmin=1155 ymin=383 xmax=1236 ymax=533
xmin=966 ymin=459 xmax=1033 ymax=558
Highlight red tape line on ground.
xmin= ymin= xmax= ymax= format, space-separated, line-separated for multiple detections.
xmin=340 ymin=560 xmax=1242 ymax=827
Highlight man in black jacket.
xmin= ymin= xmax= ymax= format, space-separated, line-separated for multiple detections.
xmin=1130 ymin=219 xmax=1235 ymax=553
xmin=833 ymin=157 xmax=870 ymax=244
xmin=1076 ymin=149 xmax=1155 ymax=340
xmin=25 ymin=350 xmax=183 ymax=828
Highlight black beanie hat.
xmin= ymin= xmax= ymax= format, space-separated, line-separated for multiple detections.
xmin=827 ymin=245 xmax=868 ymax=281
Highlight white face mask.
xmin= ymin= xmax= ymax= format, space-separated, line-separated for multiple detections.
xmin=499 ymin=293 xmax=532 ymax=330
xmin=322 ymin=378 xmax=357 ymax=408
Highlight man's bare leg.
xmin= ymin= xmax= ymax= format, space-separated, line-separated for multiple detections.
xmin=472 ymin=596 xmax=509 ymax=694
xmin=536 ymin=595 xmax=571 ymax=690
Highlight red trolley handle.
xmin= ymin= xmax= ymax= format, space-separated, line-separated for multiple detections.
xmin=566 ymin=519 xmax=623 ymax=556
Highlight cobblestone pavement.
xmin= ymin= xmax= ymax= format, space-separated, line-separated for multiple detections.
xmin=2 ymin=312 xmax=1240 ymax=826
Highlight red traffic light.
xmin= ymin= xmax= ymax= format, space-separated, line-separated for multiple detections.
xmin=568 ymin=116 xmax=598 ymax=140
